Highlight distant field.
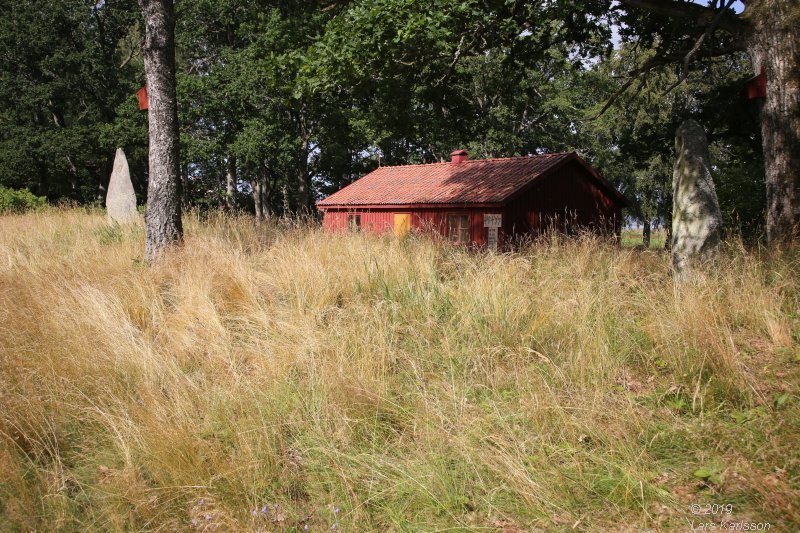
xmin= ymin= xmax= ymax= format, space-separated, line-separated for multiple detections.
xmin=621 ymin=228 xmax=668 ymax=249
xmin=1 ymin=210 xmax=798 ymax=531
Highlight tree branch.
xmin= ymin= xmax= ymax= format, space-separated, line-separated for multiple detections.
xmin=119 ymin=46 xmax=135 ymax=68
xmin=662 ymin=0 xmax=738 ymax=93
xmin=590 ymin=56 xmax=671 ymax=118
xmin=435 ymin=34 xmax=467 ymax=86
xmin=591 ymin=38 xmax=746 ymax=119
xmin=616 ymin=0 xmax=750 ymax=35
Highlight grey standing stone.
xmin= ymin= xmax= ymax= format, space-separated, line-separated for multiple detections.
xmin=106 ymin=148 xmax=139 ymax=223
xmin=670 ymin=120 xmax=722 ymax=278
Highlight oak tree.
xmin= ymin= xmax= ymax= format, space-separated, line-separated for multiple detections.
xmin=139 ymin=0 xmax=182 ymax=261
xmin=612 ymin=0 xmax=799 ymax=243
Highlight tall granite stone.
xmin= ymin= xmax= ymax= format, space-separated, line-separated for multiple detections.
xmin=671 ymin=120 xmax=722 ymax=278
xmin=106 ymin=148 xmax=138 ymax=223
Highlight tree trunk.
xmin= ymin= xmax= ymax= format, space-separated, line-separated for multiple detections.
xmin=297 ymin=136 xmax=311 ymax=213
xmin=642 ymin=220 xmax=651 ymax=248
xmin=746 ymin=0 xmax=800 ymax=243
xmin=225 ymin=154 xmax=236 ymax=211
xmin=37 ymin=165 xmax=48 ymax=199
xmin=139 ymin=0 xmax=182 ymax=262
xmin=262 ymin=169 xmax=271 ymax=219
xmin=617 ymin=0 xmax=799 ymax=244
xmin=182 ymin=162 xmax=190 ymax=208
xmin=252 ymin=178 xmax=263 ymax=222
xmin=98 ymin=181 xmax=107 ymax=203
xmin=89 ymin=163 xmax=107 ymax=203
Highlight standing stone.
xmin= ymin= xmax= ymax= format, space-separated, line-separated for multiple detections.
xmin=670 ymin=120 xmax=722 ymax=278
xmin=106 ymin=148 xmax=139 ymax=223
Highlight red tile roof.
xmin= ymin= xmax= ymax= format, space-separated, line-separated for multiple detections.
xmin=318 ymin=152 xmax=624 ymax=207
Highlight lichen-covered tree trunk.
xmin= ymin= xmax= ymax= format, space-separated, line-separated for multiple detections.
xmin=297 ymin=136 xmax=311 ymax=212
xmin=182 ymin=162 xmax=190 ymax=208
xmin=252 ymin=174 xmax=270 ymax=223
xmin=671 ymin=120 xmax=723 ymax=278
xmin=250 ymin=175 xmax=269 ymax=222
xmin=252 ymin=178 xmax=263 ymax=222
xmin=140 ymin=0 xmax=182 ymax=262
xmin=225 ymin=155 xmax=236 ymax=212
xmin=745 ymin=0 xmax=800 ymax=243
xmin=260 ymin=169 xmax=271 ymax=220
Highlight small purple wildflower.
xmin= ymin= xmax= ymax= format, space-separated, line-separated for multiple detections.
xmin=331 ymin=524 xmax=338 ymax=530
xmin=204 ymin=514 xmax=212 ymax=521
xmin=199 ymin=498 xmax=205 ymax=505
xmin=274 ymin=503 xmax=279 ymax=511
xmin=334 ymin=507 xmax=340 ymax=514
xmin=304 ymin=524 xmax=310 ymax=531
xmin=191 ymin=519 xmax=198 ymax=526
xmin=261 ymin=505 xmax=268 ymax=515
xmin=252 ymin=509 xmax=258 ymax=517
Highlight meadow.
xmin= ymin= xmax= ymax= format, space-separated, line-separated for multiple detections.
xmin=620 ymin=228 xmax=667 ymax=250
xmin=0 ymin=210 xmax=798 ymax=532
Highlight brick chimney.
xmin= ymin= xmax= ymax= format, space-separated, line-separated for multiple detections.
xmin=450 ymin=149 xmax=468 ymax=165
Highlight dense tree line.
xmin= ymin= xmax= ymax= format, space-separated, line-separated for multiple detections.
xmin=1 ymin=0 xmax=784 ymax=242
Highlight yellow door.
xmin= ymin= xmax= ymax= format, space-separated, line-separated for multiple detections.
xmin=394 ymin=213 xmax=411 ymax=238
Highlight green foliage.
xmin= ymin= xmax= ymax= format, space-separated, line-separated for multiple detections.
xmin=579 ymin=41 xmax=764 ymax=237
xmin=774 ymin=393 xmax=791 ymax=410
xmin=307 ymin=0 xmax=613 ymax=164
xmin=713 ymin=144 xmax=766 ymax=241
xmin=0 ymin=186 xmax=46 ymax=213
xmin=95 ymin=224 xmax=123 ymax=245
xmin=692 ymin=465 xmax=722 ymax=485
xmin=0 ymin=0 xmax=769 ymax=234
xmin=0 ymin=0 xmax=141 ymax=201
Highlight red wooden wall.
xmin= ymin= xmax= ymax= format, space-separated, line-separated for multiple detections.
xmin=503 ymin=160 xmax=621 ymax=240
xmin=322 ymin=210 xmax=394 ymax=233
xmin=321 ymin=208 xmax=491 ymax=245
xmin=320 ymin=160 xmax=623 ymax=246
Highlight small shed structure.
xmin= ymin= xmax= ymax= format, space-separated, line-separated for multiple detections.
xmin=317 ymin=150 xmax=628 ymax=248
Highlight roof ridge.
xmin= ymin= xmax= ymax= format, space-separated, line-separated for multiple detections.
xmin=317 ymin=151 xmax=586 ymax=207
xmin=462 ymin=152 xmax=573 ymax=164
xmin=375 ymin=151 xmax=573 ymax=169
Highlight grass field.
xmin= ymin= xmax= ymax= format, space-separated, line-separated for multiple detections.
xmin=621 ymin=228 xmax=667 ymax=249
xmin=1 ymin=210 xmax=798 ymax=531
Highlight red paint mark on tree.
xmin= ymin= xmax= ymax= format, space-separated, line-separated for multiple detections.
xmin=746 ymin=71 xmax=766 ymax=100
xmin=136 ymin=86 xmax=149 ymax=111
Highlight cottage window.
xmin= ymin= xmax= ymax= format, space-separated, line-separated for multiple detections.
xmin=348 ymin=214 xmax=361 ymax=232
xmin=448 ymin=215 xmax=470 ymax=243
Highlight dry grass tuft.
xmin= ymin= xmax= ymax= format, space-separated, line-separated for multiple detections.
xmin=1 ymin=209 xmax=798 ymax=531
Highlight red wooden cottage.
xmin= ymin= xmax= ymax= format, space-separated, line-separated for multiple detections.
xmin=317 ymin=150 xmax=628 ymax=249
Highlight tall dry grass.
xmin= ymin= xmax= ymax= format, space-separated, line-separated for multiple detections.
xmin=0 ymin=209 xmax=798 ymax=531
